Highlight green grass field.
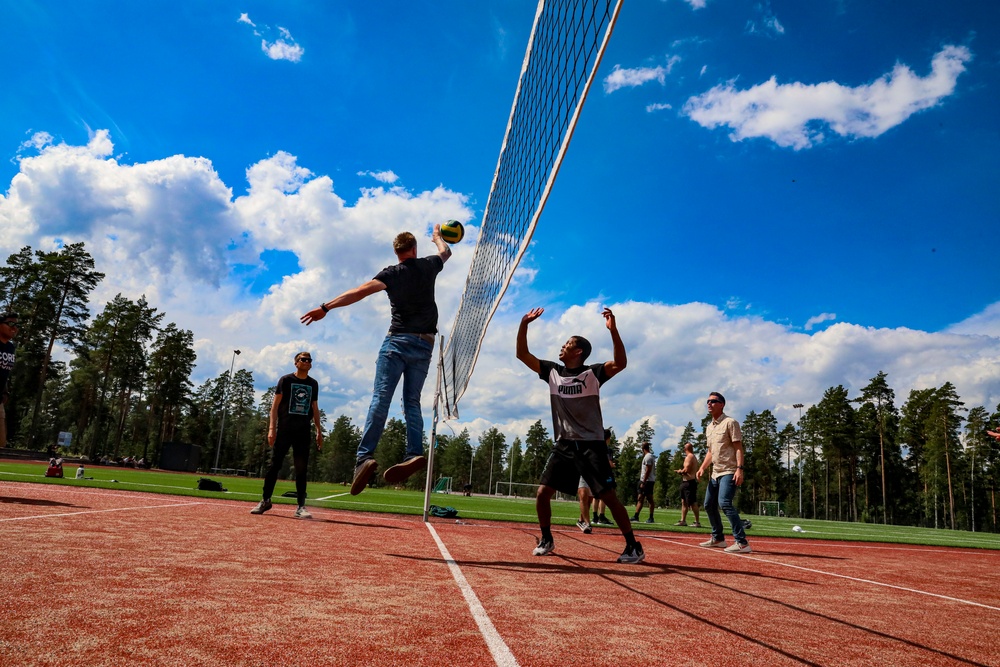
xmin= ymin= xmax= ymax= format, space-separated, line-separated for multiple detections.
xmin=4 ymin=460 xmax=999 ymax=550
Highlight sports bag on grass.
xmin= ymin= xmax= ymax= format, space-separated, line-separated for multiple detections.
xmin=428 ymin=505 xmax=459 ymax=518
xmin=197 ymin=477 xmax=226 ymax=492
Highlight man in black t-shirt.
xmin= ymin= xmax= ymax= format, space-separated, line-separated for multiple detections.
xmin=251 ymin=352 xmax=323 ymax=518
xmin=301 ymin=224 xmax=452 ymax=495
xmin=516 ymin=306 xmax=645 ymax=564
xmin=0 ymin=312 xmax=18 ymax=448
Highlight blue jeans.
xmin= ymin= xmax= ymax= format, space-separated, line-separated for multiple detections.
xmin=704 ymin=474 xmax=747 ymax=544
xmin=356 ymin=334 xmax=433 ymax=462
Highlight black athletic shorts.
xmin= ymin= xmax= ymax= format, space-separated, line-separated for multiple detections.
xmin=680 ymin=479 xmax=698 ymax=506
xmin=539 ymin=439 xmax=617 ymax=497
xmin=637 ymin=480 xmax=654 ymax=498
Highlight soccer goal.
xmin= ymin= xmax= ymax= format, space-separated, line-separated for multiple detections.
xmin=758 ymin=501 xmax=783 ymax=516
xmin=432 ymin=477 xmax=452 ymax=494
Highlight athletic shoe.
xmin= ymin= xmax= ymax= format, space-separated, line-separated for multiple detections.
xmin=644 ymin=518 xmax=655 ymax=524
xmin=617 ymin=541 xmax=645 ymax=564
xmin=592 ymin=513 xmax=600 ymax=524
xmin=351 ymin=459 xmax=377 ymax=496
xmin=576 ymin=519 xmax=592 ymax=534
xmin=250 ymin=499 xmax=272 ymax=515
xmin=692 ymin=522 xmax=702 ymax=528
xmin=674 ymin=521 xmax=688 ymax=526
xmin=383 ymin=455 xmax=427 ymax=484
xmin=631 ymin=514 xmax=639 ymax=522
xmin=724 ymin=542 xmax=752 ymax=554
xmin=597 ymin=515 xmax=614 ymax=525
xmin=699 ymin=538 xmax=727 ymax=548
xmin=532 ymin=537 xmax=554 ymax=556
xmin=294 ymin=506 xmax=312 ymax=519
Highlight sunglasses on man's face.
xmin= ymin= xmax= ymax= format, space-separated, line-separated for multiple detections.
xmin=297 ymin=357 xmax=312 ymax=363
xmin=707 ymin=399 xmax=722 ymax=405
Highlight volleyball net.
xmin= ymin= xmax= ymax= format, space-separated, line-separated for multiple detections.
xmin=438 ymin=0 xmax=623 ymax=419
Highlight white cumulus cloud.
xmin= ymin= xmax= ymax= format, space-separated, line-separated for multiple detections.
xmin=683 ymin=45 xmax=972 ymax=149
xmin=804 ymin=312 xmax=836 ymax=331
xmin=357 ymin=170 xmax=399 ymax=184
xmin=604 ymin=65 xmax=668 ymax=93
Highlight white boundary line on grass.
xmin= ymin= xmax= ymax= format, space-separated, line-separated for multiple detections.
xmin=314 ymin=492 xmax=351 ymax=501
xmin=655 ymin=536 xmax=1000 ymax=612
xmin=425 ymin=522 xmax=520 ymax=667
xmin=0 ymin=501 xmax=203 ymax=522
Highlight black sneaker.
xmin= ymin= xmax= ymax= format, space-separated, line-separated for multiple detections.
xmin=598 ymin=515 xmax=614 ymax=525
xmin=351 ymin=459 xmax=377 ymax=495
xmin=250 ymin=499 xmax=272 ymax=515
xmin=617 ymin=541 xmax=645 ymax=564
xmin=532 ymin=537 xmax=554 ymax=556
xmin=576 ymin=519 xmax=592 ymax=534
xmin=631 ymin=514 xmax=639 ymax=522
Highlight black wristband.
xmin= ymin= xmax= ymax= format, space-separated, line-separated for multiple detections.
xmin=736 ymin=466 xmax=744 ymax=470
xmin=320 ymin=303 xmax=330 ymax=312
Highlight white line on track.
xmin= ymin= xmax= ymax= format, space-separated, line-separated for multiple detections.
xmin=314 ymin=492 xmax=351 ymax=501
xmin=0 ymin=501 xmax=203 ymax=522
xmin=426 ymin=522 xmax=520 ymax=667
xmin=654 ymin=536 xmax=1000 ymax=612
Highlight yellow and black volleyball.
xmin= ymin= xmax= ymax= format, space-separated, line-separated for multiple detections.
xmin=440 ymin=220 xmax=464 ymax=244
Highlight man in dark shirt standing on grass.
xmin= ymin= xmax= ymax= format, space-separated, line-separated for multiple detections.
xmin=0 ymin=312 xmax=18 ymax=448
xmin=251 ymin=351 xmax=323 ymax=519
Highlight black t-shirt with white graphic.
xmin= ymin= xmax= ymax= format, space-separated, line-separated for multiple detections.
xmin=537 ymin=360 xmax=610 ymax=442
xmin=275 ymin=373 xmax=319 ymax=432
xmin=375 ymin=255 xmax=444 ymax=334
xmin=0 ymin=340 xmax=15 ymax=398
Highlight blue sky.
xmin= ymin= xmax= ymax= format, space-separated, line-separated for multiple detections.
xmin=2 ymin=1 xmax=998 ymax=452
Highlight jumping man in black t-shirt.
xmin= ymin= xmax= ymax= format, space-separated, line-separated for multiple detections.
xmin=301 ymin=225 xmax=452 ymax=495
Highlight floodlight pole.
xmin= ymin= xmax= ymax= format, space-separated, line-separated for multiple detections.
xmin=214 ymin=350 xmax=241 ymax=471
xmin=793 ymin=403 xmax=804 ymax=517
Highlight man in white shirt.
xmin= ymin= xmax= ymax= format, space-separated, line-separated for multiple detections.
xmin=632 ymin=442 xmax=656 ymax=524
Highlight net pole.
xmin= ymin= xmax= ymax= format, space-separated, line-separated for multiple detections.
xmin=422 ymin=335 xmax=445 ymax=522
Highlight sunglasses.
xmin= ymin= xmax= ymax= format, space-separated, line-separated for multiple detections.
xmin=297 ymin=357 xmax=313 ymax=363
xmin=707 ymin=399 xmax=723 ymax=405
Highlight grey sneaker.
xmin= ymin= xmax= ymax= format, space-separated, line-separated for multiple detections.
xmin=724 ymin=542 xmax=752 ymax=554
xmin=576 ymin=519 xmax=592 ymax=534
xmin=351 ymin=459 xmax=377 ymax=495
xmin=644 ymin=517 xmax=655 ymax=524
xmin=250 ymin=499 xmax=272 ymax=515
xmin=294 ymin=506 xmax=312 ymax=519
xmin=532 ymin=537 xmax=554 ymax=556
xmin=597 ymin=515 xmax=614 ymax=525
xmin=699 ymin=538 xmax=727 ymax=548
xmin=617 ymin=541 xmax=645 ymax=564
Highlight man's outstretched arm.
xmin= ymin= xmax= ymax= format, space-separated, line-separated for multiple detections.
xmin=301 ymin=279 xmax=386 ymax=325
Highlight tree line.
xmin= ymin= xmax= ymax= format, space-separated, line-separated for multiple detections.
xmin=3 ymin=245 xmax=999 ymax=531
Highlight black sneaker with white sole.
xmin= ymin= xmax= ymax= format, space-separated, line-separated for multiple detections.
xmin=616 ymin=541 xmax=645 ymax=564
xmin=532 ymin=537 xmax=554 ymax=556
